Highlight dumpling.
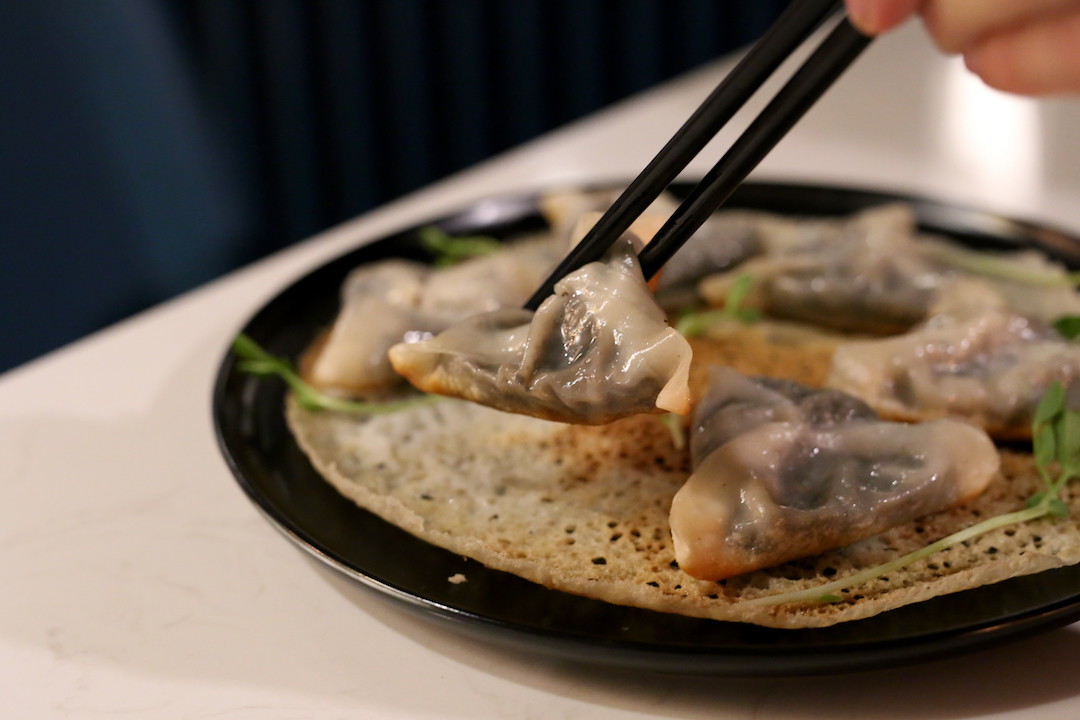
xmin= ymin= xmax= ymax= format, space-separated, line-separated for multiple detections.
xmin=541 ymin=187 xmax=765 ymax=297
xmin=654 ymin=212 xmax=764 ymax=293
xmin=539 ymin=187 xmax=680 ymax=246
xmin=305 ymin=236 xmax=561 ymax=395
xmin=827 ymin=304 xmax=1080 ymax=438
xmin=919 ymin=238 xmax=1080 ymax=324
xmin=418 ymin=236 xmax=563 ymax=326
xmin=698 ymin=204 xmax=948 ymax=334
xmin=388 ymin=239 xmax=692 ymax=424
xmin=306 ymin=260 xmax=431 ymax=394
xmin=695 ymin=202 xmax=1080 ymax=336
xmin=669 ymin=368 xmax=999 ymax=581
xmin=689 ymin=367 xmax=876 ymax=467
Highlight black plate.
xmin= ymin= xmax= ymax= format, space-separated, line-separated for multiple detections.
xmin=213 ymin=181 xmax=1080 ymax=676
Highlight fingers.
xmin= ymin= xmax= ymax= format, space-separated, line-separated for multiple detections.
xmin=844 ymin=0 xmax=1080 ymax=96
xmin=964 ymin=9 xmax=1080 ymax=95
xmin=845 ymin=0 xmax=923 ymax=35
xmin=921 ymin=0 xmax=1080 ymax=52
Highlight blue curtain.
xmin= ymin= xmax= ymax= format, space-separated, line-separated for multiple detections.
xmin=0 ymin=1 xmax=252 ymax=371
xmin=0 ymin=0 xmax=786 ymax=372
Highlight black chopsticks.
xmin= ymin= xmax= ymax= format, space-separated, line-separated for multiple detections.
xmin=523 ymin=0 xmax=871 ymax=311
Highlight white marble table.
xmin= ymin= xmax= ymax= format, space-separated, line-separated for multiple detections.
xmin=4 ymin=22 xmax=1080 ymax=719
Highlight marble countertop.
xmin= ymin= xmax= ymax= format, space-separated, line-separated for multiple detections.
xmin=3 ymin=22 xmax=1080 ymax=719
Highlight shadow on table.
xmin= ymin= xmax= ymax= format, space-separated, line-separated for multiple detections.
xmin=317 ymin=558 xmax=1080 ymax=719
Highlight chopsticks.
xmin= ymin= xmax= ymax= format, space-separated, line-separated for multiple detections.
xmin=523 ymin=0 xmax=871 ymax=311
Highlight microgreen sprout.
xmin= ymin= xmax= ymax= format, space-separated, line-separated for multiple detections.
xmin=232 ymin=334 xmax=440 ymax=414
xmin=418 ymin=225 xmax=502 ymax=267
xmin=675 ymin=274 xmax=761 ymax=337
xmin=743 ymin=381 xmax=1077 ymax=607
xmin=661 ymin=413 xmax=687 ymax=451
xmin=1053 ymin=315 xmax=1080 ymax=341
xmin=924 ymin=243 xmax=1080 ymax=288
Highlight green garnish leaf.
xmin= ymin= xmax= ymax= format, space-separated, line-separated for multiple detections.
xmin=661 ymin=413 xmax=687 ymax=450
xmin=237 ymin=358 xmax=281 ymax=375
xmin=1033 ymin=381 xmax=1066 ymax=427
xmin=418 ymin=225 xmax=502 ymax=267
xmin=817 ymin=593 xmax=844 ymax=604
xmin=1058 ymin=408 xmax=1080 ymax=471
xmin=925 ymin=243 xmax=1080 ymax=288
xmin=1048 ymin=498 xmax=1071 ymax=519
xmin=1033 ymin=423 xmax=1057 ymax=479
xmin=231 ymin=334 xmax=439 ymax=415
xmin=739 ymin=307 xmax=763 ymax=322
xmin=1053 ymin=316 xmax=1080 ymax=340
xmin=725 ymin=274 xmax=756 ymax=314
xmin=675 ymin=274 xmax=759 ymax=337
xmin=675 ymin=307 xmax=729 ymax=337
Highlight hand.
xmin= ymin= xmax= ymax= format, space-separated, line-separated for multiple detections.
xmin=844 ymin=0 xmax=1080 ymax=95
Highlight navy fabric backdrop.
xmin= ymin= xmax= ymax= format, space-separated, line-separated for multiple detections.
xmin=0 ymin=0 xmax=786 ymax=372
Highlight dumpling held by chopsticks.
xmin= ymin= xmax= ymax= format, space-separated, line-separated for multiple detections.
xmin=388 ymin=238 xmax=692 ymax=424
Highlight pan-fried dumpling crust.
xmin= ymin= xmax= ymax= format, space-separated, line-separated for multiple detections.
xmin=670 ymin=369 xmax=999 ymax=580
xmin=286 ymin=389 xmax=1059 ymax=629
xmin=388 ymin=240 xmax=692 ymax=424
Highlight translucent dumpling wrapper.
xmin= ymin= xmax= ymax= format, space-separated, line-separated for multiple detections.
xmin=388 ymin=240 xmax=692 ymax=424
xmin=306 ymin=260 xmax=431 ymax=394
xmin=418 ymin=237 xmax=564 ymax=326
xmin=670 ymin=368 xmax=999 ymax=581
xmin=689 ymin=369 xmax=877 ymax=467
xmin=654 ymin=212 xmax=764 ymax=293
xmin=827 ymin=306 xmax=1080 ymax=438
xmin=305 ymin=236 xmax=562 ymax=395
xmin=541 ymin=187 xmax=767 ymax=299
xmin=566 ymin=211 xmax=663 ymax=257
xmin=698 ymin=204 xmax=948 ymax=334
